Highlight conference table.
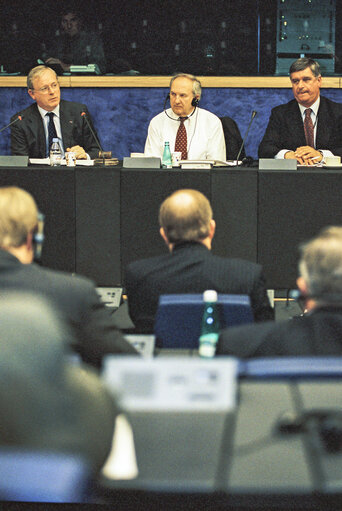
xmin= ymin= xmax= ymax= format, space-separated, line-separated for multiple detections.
xmin=0 ymin=163 xmax=341 ymax=289
xmin=97 ymin=375 xmax=342 ymax=510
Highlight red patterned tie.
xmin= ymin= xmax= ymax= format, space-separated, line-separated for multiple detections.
xmin=174 ymin=117 xmax=188 ymax=159
xmin=304 ymin=108 xmax=314 ymax=148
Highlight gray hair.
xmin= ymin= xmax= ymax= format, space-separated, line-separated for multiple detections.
xmin=299 ymin=226 xmax=342 ymax=302
xmin=27 ymin=65 xmax=58 ymax=90
xmin=169 ymin=73 xmax=202 ymax=99
xmin=289 ymin=58 xmax=321 ymax=78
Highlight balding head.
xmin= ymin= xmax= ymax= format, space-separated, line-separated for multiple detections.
xmin=159 ymin=189 xmax=214 ymax=248
xmin=298 ymin=226 xmax=342 ymax=304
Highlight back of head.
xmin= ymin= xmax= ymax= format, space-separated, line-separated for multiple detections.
xmin=289 ymin=57 xmax=321 ymax=77
xmin=0 ymin=187 xmax=38 ymax=250
xmin=299 ymin=226 xmax=342 ymax=303
xmin=159 ymin=189 xmax=212 ymax=244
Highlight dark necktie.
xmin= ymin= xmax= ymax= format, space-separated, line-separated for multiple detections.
xmin=174 ymin=117 xmax=188 ymax=159
xmin=304 ymin=108 xmax=314 ymax=148
xmin=46 ymin=112 xmax=58 ymax=153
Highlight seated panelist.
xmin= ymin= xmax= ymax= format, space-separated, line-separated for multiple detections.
xmin=11 ymin=65 xmax=100 ymax=160
xmin=144 ymin=73 xmax=226 ymax=161
xmin=258 ymin=58 xmax=342 ymax=165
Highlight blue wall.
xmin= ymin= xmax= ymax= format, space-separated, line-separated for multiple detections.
xmin=1 ymin=86 xmax=342 ymax=159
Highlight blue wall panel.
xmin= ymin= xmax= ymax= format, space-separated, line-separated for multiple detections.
xmin=1 ymin=86 xmax=342 ymax=159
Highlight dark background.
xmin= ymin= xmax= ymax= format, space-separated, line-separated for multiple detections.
xmin=0 ymin=0 xmax=282 ymax=75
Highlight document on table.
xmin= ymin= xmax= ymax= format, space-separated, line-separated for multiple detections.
xmin=29 ymin=158 xmax=94 ymax=166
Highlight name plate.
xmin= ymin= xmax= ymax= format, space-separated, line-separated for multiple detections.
xmin=259 ymin=158 xmax=297 ymax=170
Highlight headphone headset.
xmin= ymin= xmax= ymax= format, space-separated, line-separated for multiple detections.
xmin=32 ymin=212 xmax=45 ymax=262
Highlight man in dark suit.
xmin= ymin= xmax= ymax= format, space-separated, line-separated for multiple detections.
xmin=0 ymin=187 xmax=137 ymax=368
xmin=125 ymin=189 xmax=274 ymax=332
xmin=258 ymin=58 xmax=342 ymax=165
xmin=0 ymin=292 xmax=119 ymax=473
xmin=217 ymin=226 xmax=342 ymax=358
xmin=11 ymin=65 xmax=100 ymax=159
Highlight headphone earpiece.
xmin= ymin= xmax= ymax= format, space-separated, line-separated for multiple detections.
xmin=33 ymin=212 xmax=45 ymax=262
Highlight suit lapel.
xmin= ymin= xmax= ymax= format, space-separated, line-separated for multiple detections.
xmin=28 ymin=105 xmax=46 ymax=157
xmin=60 ymin=101 xmax=74 ymax=150
xmin=315 ymin=97 xmax=329 ymax=149
xmin=288 ymin=101 xmax=306 ymax=147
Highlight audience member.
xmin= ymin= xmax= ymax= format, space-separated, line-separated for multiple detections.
xmin=144 ymin=73 xmax=226 ymax=161
xmin=45 ymin=9 xmax=106 ymax=74
xmin=258 ymin=58 xmax=342 ymax=164
xmin=125 ymin=189 xmax=274 ymax=332
xmin=11 ymin=65 xmax=100 ymax=160
xmin=0 ymin=292 xmax=118 ymax=473
xmin=0 ymin=186 xmax=137 ymax=368
xmin=217 ymin=226 xmax=342 ymax=358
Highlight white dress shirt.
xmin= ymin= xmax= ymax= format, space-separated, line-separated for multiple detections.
xmin=144 ymin=107 xmax=226 ymax=161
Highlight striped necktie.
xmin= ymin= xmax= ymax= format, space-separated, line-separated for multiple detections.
xmin=304 ymin=108 xmax=314 ymax=148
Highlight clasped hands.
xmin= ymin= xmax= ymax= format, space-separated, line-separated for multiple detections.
xmin=66 ymin=145 xmax=87 ymax=160
xmin=285 ymin=146 xmax=322 ymax=165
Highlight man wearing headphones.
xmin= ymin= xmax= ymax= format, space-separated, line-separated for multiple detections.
xmin=217 ymin=226 xmax=342 ymax=358
xmin=144 ymin=73 xmax=226 ymax=161
xmin=0 ymin=187 xmax=137 ymax=368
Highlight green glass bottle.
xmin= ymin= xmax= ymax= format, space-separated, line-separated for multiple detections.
xmin=162 ymin=141 xmax=172 ymax=168
xmin=199 ymin=290 xmax=220 ymax=358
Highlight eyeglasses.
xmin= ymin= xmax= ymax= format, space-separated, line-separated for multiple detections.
xmin=32 ymin=82 xmax=59 ymax=94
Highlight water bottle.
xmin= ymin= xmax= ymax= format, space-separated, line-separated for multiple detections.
xmin=50 ymin=138 xmax=62 ymax=166
xmin=162 ymin=141 xmax=172 ymax=168
xmin=199 ymin=290 xmax=220 ymax=358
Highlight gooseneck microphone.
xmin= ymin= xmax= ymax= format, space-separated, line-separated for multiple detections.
xmin=80 ymin=111 xmax=103 ymax=155
xmin=235 ymin=110 xmax=257 ymax=164
xmin=0 ymin=115 xmax=23 ymax=133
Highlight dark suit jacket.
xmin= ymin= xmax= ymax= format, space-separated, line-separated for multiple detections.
xmin=0 ymin=250 xmax=137 ymax=367
xmin=125 ymin=241 xmax=274 ymax=332
xmin=258 ymin=96 xmax=342 ymax=158
xmin=217 ymin=306 xmax=342 ymax=358
xmin=0 ymin=293 xmax=118 ymax=473
xmin=11 ymin=99 xmax=101 ymax=159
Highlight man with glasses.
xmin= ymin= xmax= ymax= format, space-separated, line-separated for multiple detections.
xmin=11 ymin=65 xmax=100 ymax=160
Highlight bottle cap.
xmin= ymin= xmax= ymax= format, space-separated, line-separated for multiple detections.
xmin=203 ymin=289 xmax=218 ymax=302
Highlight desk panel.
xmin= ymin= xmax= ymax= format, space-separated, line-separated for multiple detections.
xmin=75 ymin=168 xmax=121 ymax=285
xmin=0 ymin=167 xmax=75 ymax=272
xmin=258 ymin=169 xmax=342 ymax=289
xmin=120 ymin=169 xmax=211 ymax=280
xmin=211 ymin=168 xmax=257 ymax=262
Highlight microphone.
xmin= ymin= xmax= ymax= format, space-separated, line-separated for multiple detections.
xmin=80 ymin=111 xmax=103 ymax=155
xmin=0 ymin=115 xmax=23 ymax=133
xmin=235 ymin=110 xmax=257 ymax=165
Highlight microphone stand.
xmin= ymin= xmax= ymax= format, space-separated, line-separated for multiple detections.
xmin=235 ymin=110 xmax=257 ymax=166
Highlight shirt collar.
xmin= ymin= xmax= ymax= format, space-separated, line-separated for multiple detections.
xmin=298 ymin=96 xmax=320 ymax=118
xmin=38 ymin=104 xmax=60 ymax=119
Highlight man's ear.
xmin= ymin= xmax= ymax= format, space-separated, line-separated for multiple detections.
xmin=160 ymin=227 xmax=169 ymax=245
xmin=28 ymin=89 xmax=36 ymax=101
xmin=209 ymin=219 xmax=216 ymax=239
xmin=297 ymin=276 xmax=308 ymax=297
